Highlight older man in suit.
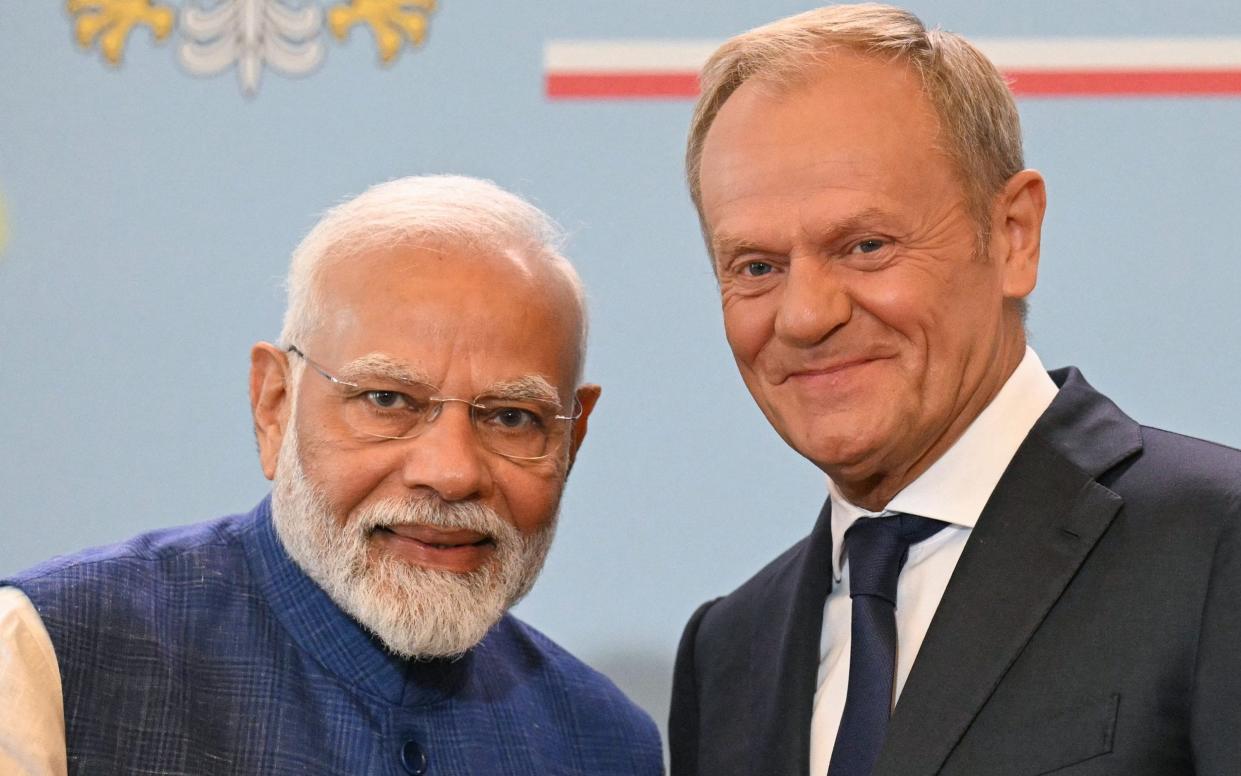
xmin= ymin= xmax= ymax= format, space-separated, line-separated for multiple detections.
xmin=669 ymin=5 xmax=1241 ymax=776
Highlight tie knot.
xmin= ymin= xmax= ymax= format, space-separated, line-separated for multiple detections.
xmin=844 ymin=514 xmax=946 ymax=603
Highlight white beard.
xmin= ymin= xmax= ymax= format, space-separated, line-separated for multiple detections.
xmin=270 ymin=422 xmax=557 ymax=659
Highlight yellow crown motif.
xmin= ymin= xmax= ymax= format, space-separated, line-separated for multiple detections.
xmin=65 ymin=0 xmax=439 ymax=94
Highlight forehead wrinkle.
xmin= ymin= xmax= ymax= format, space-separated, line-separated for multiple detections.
xmin=336 ymin=353 xmax=434 ymax=386
xmin=797 ymin=206 xmax=896 ymax=243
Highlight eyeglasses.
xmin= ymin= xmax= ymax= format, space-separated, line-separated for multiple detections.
xmin=286 ymin=346 xmax=580 ymax=461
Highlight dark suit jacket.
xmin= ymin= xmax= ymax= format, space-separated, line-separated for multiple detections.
xmin=669 ymin=368 xmax=1241 ymax=776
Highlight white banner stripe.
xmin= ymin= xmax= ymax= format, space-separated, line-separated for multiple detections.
xmin=978 ymin=38 xmax=1241 ymax=69
xmin=544 ymin=41 xmax=718 ymax=71
xmin=546 ymin=38 xmax=1241 ymax=73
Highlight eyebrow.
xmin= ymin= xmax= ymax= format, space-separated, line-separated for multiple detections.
xmin=712 ymin=207 xmax=896 ymax=260
xmin=484 ymin=376 xmax=562 ymax=405
xmin=335 ymin=353 xmax=434 ymax=386
xmin=710 ymin=232 xmax=770 ymax=263
xmin=336 ymin=355 xmax=563 ymax=405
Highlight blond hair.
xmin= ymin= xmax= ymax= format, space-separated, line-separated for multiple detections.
xmin=686 ymin=3 xmax=1023 ymax=235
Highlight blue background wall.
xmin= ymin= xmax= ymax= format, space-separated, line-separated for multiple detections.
xmin=2 ymin=1 xmax=1239 ymax=734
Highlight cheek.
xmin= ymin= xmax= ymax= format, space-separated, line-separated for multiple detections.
xmin=495 ymin=469 xmax=565 ymax=538
xmin=722 ymin=297 xmax=773 ymax=368
xmin=297 ymin=433 xmax=392 ymax=523
xmin=850 ymin=268 xmax=936 ymax=325
xmin=848 ymin=270 xmax=959 ymax=363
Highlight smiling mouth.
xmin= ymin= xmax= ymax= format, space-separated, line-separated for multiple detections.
xmin=374 ymin=526 xmax=495 ymax=549
xmin=782 ymin=356 xmax=883 ymax=383
xmin=371 ymin=526 xmax=498 ymax=572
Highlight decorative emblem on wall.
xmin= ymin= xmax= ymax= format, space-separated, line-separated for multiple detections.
xmin=66 ymin=0 xmax=437 ymax=96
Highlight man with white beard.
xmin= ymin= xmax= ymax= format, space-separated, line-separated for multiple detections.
xmin=0 ymin=176 xmax=663 ymax=775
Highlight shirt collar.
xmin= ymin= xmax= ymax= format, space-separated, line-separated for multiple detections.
xmin=828 ymin=346 xmax=1059 ymax=579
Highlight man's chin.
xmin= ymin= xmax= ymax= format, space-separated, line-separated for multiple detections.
xmin=341 ymin=556 xmax=510 ymax=659
xmin=787 ymin=427 xmax=882 ymax=469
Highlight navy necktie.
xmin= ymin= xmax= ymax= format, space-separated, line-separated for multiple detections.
xmin=826 ymin=514 xmax=947 ymax=776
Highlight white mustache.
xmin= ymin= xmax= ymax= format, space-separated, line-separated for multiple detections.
xmin=354 ymin=498 xmax=511 ymax=542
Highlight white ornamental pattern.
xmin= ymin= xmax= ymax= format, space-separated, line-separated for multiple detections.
xmin=178 ymin=0 xmax=325 ymax=96
xmin=65 ymin=0 xmax=439 ymax=97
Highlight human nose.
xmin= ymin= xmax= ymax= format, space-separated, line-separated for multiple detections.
xmin=398 ymin=401 xmax=493 ymax=502
xmin=773 ymin=256 xmax=852 ymax=347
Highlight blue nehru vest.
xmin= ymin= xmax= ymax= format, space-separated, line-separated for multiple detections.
xmin=5 ymin=499 xmax=662 ymax=775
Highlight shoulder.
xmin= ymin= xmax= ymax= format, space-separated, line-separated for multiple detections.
xmin=0 ymin=587 xmax=57 ymax=669
xmin=1117 ymin=427 xmax=1241 ymax=560
xmin=671 ymin=535 xmax=811 ymax=691
xmin=478 ymin=614 xmax=662 ymax=747
xmin=1034 ymin=370 xmax=1240 ymax=532
xmin=5 ymin=510 xmax=257 ymax=618
xmin=0 ymin=588 xmax=66 ymax=775
xmin=1132 ymin=426 xmax=1241 ymax=498
xmin=689 ymin=536 xmax=811 ymax=639
xmin=485 ymin=614 xmax=654 ymax=716
xmin=1100 ymin=425 xmax=1241 ymax=528
xmin=668 ymin=536 xmax=814 ymax=771
xmin=1038 ymin=369 xmax=1240 ymax=511
xmin=1030 ymin=381 xmax=1241 ymax=585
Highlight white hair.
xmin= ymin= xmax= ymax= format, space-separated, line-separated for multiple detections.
xmin=279 ymin=175 xmax=588 ymax=380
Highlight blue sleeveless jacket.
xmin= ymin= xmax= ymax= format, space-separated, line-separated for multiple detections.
xmin=6 ymin=499 xmax=663 ymax=775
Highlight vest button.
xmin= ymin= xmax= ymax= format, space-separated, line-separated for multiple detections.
xmin=400 ymin=739 xmax=427 ymax=775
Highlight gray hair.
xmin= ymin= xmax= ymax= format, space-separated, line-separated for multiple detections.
xmin=279 ymin=175 xmax=588 ymax=381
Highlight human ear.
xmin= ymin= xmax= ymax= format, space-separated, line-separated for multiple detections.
xmin=990 ymin=169 xmax=1047 ymax=300
xmin=565 ymin=384 xmax=602 ymax=474
xmin=249 ymin=342 xmax=292 ymax=480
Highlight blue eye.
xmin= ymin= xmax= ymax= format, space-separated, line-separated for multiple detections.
xmin=743 ymin=261 xmax=774 ymax=277
xmin=853 ymin=239 xmax=886 ymax=254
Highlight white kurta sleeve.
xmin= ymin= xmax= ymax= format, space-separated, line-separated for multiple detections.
xmin=0 ymin=586 xmax=68 ymax=776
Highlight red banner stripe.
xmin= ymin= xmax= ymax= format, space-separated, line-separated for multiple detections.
xmin=546 ymin=72 xmax=700 ymax=99
xmin=547 ymin=69 xmax=1241 ymax=99
xmin=1006 ymin=69 xmax=1241 ymax=96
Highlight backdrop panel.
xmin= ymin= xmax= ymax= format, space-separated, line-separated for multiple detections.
xmin=2 ymin=0 xmax=1238 ymax=736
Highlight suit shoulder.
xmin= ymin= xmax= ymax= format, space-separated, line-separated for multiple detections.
xmin=1128 ymin=425 xmax=1241 ymax=508
xmin=1139 ymin=425 xmax=1241 ymax=470
xmin=1096 ymin=426 xmax=1241 ymax=561
xmin=694 ymin=535 xmax=812 ymax=635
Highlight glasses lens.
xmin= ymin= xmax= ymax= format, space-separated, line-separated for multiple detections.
xmin=471 ymin=397 xmax=565 ymax=459
xmin=341 ymin=385 xmax=436 ymax=440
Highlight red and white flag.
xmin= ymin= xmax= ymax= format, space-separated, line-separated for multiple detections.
xmin=545 ymin=37 xmax=1241 ymax=99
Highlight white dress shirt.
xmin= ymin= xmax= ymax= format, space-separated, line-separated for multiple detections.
xmin=808 ymin=347 xmax=1058 ymax=776
xmin=0 ymin=586 xmax=67 ymax=776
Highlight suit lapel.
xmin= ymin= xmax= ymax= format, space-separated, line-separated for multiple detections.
xmin=875 ymin=368 xmax=1142 ymax=776
xmin=748 ymin=498 xmax=836 ymax=775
